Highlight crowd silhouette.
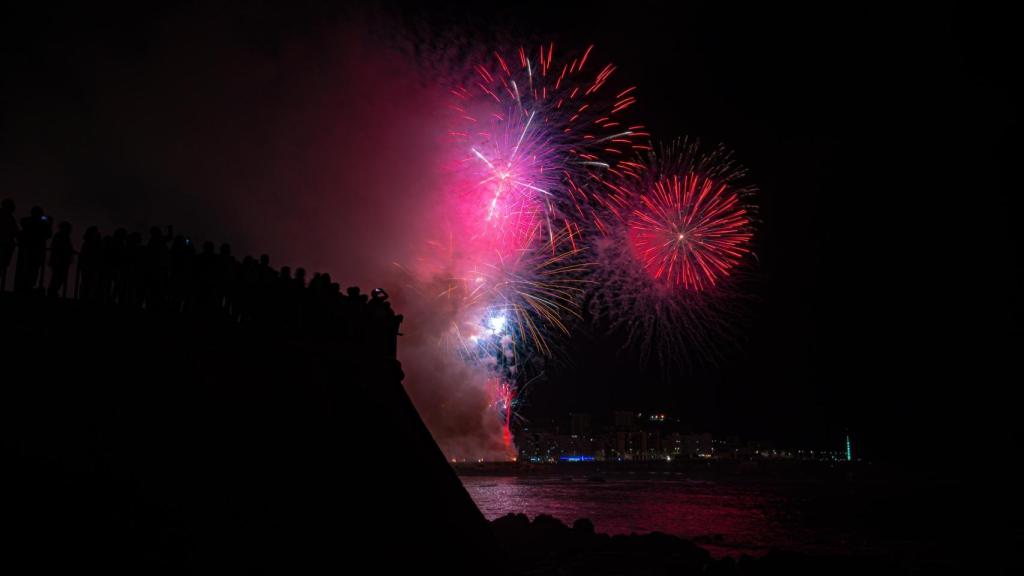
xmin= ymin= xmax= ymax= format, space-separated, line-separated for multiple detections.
xmin=0 ymin=199 xmax=402 ymax=356
xmin=2 ymin=200 xmax=498 ymax=575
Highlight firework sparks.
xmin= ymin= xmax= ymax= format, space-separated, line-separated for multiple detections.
xmin=448 ymin=44 xmax=649 ymax=250
xmin=392 ymin=38 xmax=763 ymax=460
xmin=586 ymin=140 xmax=758 ymax=365
xmin=416 ymin=43 xmax=646 ymax=455
xmin=629 ymin=173 xmax=753 ymax=291
xmin=425 ymin=225 xmax=590 ymax=360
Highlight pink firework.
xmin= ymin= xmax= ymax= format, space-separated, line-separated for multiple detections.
xmin=629 ymin=173 xmax=753 ymax=291
xmin=447 ymin=44 xmax=649 ymax=250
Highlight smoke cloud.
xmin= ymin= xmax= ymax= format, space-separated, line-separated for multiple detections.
xmin=0 ymin=6 xmax=512 ymax=460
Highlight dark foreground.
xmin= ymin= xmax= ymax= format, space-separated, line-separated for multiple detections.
xmin=1 ymin=292 xmax=1014 ymax=574
xmin=1 ymin=292 xmax=495 ymax=574
xmin=488 ymin=512 xmax=999 ymax=576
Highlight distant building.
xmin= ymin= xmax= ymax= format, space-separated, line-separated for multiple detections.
xmin=682 ymin=433 xmax=714 ymax=458
xmin=518 ymin=432 xmax=558 ymax=462
xmin=645 ymin=429 xmax=661 ymax=459
xmin=613 ymin=410 xmax=634 ymax=429
xmin=518 ymin=429 xmax=601 ymax=463
xmin=612 ymin=429 xmax=650 ymax=461
xmin=664 ymin=433 xmax=683 ymax=456
xmin=570 ymin=413 xmax=591 ymax=436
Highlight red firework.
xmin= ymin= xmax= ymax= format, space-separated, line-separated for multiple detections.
xmin=628 ymin=173 xmax=753 ymax=291
xmin=487 ymin=377 xmax=515 ymax=449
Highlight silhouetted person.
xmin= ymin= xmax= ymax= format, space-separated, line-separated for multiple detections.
xmin=286 ymin=267 xmax=306 ymax=328
xmin=328 ymin=281 xmax=342 ymax=321
xmin=218 ymin=243 xmax=236 ymax=313
xmin=144 ymin=226 xmax=171 ymax=310
xmin=121 ymin=232 xmax=144 ymax=307
xmin=255 ymin=253 xmax=276 ymax=322
xmin=368 ymin=287 xmax=391 ymax=325
xmin=0 ymin=198 xmax=17 ymax=290
xmin=14 ymin=206 xmax=52 ymax=294
xmin=272 ymin=265 xmax=293 ymax=327
xmin=77 ymin=226 xmax=102 ymax=300
xmin=169 ymin=235 xmax=196 ymax=312
xmin=196 ymin=241 xmax=218 ymax=311
xmin=47 ymin=221 xmax=74 ymax=298
xmin=109 ymin=228 xmax=128 ymax=302
xmin=368 ymin=287 xmax=397 ymax=356
xmin=346 ymin=286 xmax=368 ymax=305
xmin=378 ymin=308 xmax=404 ymax=359
xmin=99 ymin=233 xmax=117 ymax=302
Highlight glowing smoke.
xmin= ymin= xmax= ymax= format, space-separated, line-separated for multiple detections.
xmin=0 ymin=9 xmax=520 ymax=461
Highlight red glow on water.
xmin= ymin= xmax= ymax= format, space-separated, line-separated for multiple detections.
xmin=460 ymin=475 xmax=886 ymax=558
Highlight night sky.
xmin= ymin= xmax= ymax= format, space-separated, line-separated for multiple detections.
xmin=2 ymin=2 xmax=1018 ymax=469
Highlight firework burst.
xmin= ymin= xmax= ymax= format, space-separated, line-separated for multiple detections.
xmin=586 ymin=140 xmax=758 ymax=365
xmin=629 ymin=172 xmax=753 ymax=292
xmin=424 ymin=225 xmax=590 ymax=361
xmin=447 ymin=44 xmax=650 ymax=250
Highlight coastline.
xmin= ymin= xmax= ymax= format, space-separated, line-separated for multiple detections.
xmin=453 ymin=458 xmax=880 ymax=484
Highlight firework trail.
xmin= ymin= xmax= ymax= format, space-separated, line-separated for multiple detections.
xmin=395 ymin=221 xmax=589 ymax=457
xmin=586 ymin=140 xmax=758 ymax=366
